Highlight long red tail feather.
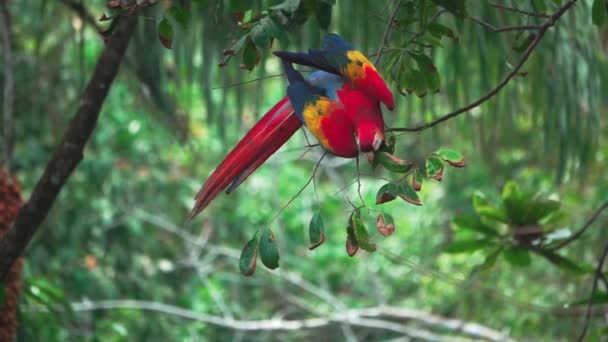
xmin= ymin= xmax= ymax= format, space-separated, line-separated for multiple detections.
xmin=190 ymin=97 xmax=300 ymax=218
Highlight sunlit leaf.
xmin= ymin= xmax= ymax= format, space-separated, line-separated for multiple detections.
xmin=453 ymin=215 xmax=500 ymax=237
xmin=436 ymin=149 xmax=465 ymax=167
xmin=425 ymin=157 xmax=444 ymax=179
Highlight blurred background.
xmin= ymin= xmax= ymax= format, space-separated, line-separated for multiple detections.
xmin=1 ymin=0 xmax=607 ymax=340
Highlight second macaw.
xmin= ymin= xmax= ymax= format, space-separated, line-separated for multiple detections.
xmin=190 ymin=34 xmax=394 ymax=218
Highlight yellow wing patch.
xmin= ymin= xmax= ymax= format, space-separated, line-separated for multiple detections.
xmin=302 ymin=97 xmax=336 ymax=151
xmin=344 ymin=50 xmax=377 ymax=80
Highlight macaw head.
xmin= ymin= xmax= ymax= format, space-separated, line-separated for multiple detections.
xmin=273 ymin=33 xmax=395 ymax=110
xmin=341 ymin=50 xmax=395 ymax=111
xmin=354 ymin=118 xmax=385 ymax=153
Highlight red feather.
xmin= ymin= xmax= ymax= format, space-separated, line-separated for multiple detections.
xmin=191 ymin=97 xmax=300 ymax=218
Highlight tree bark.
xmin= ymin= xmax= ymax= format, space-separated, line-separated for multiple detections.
xmin=0 ymin=13 xmax=137 ymax=281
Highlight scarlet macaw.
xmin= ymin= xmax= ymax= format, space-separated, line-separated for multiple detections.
xmin=190 ymin=34 xmax=394 ymax=219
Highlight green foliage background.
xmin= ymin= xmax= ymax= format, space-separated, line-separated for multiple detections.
xmin=2 ymin=0 xmax=608 ymax=340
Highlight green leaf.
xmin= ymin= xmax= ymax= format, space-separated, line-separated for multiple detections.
xmin=374 ymin=151 xmax=414 ymax=173
xmin=592 ymin=0 xmax=607 ymax=26
xmin=435 ymin=149 xmax=465 ymax=167
xmin=308 ymin=212 xmax=326 ymax=250
xmin=503 ymin=247 xmax=531 ymax=267
xmin=473 ymin=192 xmax=508 ymax=223
xmin=412 ymin=69 xmax=428 ymax=97
xmin=443 ymin=239 xmax=489 ymax=254
xmin=427 ymin=23 xmax=457 ymax=41
xmin=239 ymin=231 xmax=260 ymax=276
xmin=531 ymin=0 xmax=547 ymax=13
xmin=168 ymin=5 xmax=189 ymax=29
xmin=158 ymin=17 xmax=174 ymax=49
xmin=524 ymin=199 xmax=561 ymax=224
xmin=242 ymin=36 xmax=260 ymax=71
xmin=541 ymin=251 xmax=588 ymax=275
xmin=314 ymin=1 xmax=333 ymax=29
xmin=376 ymin=182 xmax=399 ymax=204
xmin=398 ymin=182 xmax=422 ymax=206
xmin=377 ymin=212 xmax=395 ymax=237
xmin=0 ymin=287 xmax=4 ymax=303
xmin=408 ymin=52 xmax=437 ymax=73
xmin=425 ymin=70 xmax=441 ymax=93
xmin=349 ymin=209 xmax=376 ymax=252
xmin=453 ymin=215 xmax=500 ymax=237
xmin=399 ymin=68 xmax=416 ymax=95
xmin=569 ymin=291 xmax=608 ymax=306
xmin=425 ymin=157 xmax=444 ymax=179
xmin=479 ymin=246 xmax=504 ymax=271
xmin=346 ymin=211 xmax=359 ymax=256
xmin=259 ymin=229 xmax=280 ymax=270
xmin=429 ymin=0 xmax=467 ymax=18
xmin=412 ymin=168 xmax=423 ymax=191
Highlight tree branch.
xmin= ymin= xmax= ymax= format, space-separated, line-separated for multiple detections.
xmin=60 ymin=299 xmax=512 ymax=341
xmin=468 ymin=16 xmax=541 ymax=33
xmin=489 ymin=2 xmax=551 ymax=18
xmin=0 ymin=13 xmax=137 ymax=281
xmin=577 ymin=241 xmax=608 ymax=341
xmin=548 ymin=200 xmax=608 ymax=251
xmin=0 ymin=0 xmax=14 ymax=169
xmin=388 ymin=0 xmax=579 ymax=133
xmin=374 ymin=0 xmax=402 ymax=65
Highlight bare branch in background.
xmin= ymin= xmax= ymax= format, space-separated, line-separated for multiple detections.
xmin=577 ymin=242 xmax=608 ymax=341
xmin=0 ymin=13 xmax=137 ymax=281
xmin=59 ymin=300 xmax=513 ymax=341
xmin=0 ymin=0 xmax=14 ymax=169
xmin=489 ymin=2 xmax=551 ymax=18
xmin=374 ymin=0 xmax=402 ymax=65
xmin=468 ymin=16 xmax=541 ymax=33
xmin=388 ymin=0 xmax=579 ymax=133
xmin=549 ymin=201 xmax=608 ymax=251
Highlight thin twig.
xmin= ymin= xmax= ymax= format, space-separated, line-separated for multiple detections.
xmin=388 ymin=0 xmax=578 ymax=132
xmin=468 ymin=16 xmax=541 ymax=32
xmin=549 ymin=201 xmax=608 ymax=251
xmin=355 ymin=156 xmax=366 ymax=207
xmin=374 ymin=0 xmax=402 ymax=65
xmin=270 ymin=152 xmax=326 ymax=222
xmin=490 ymin=2 xmax=551 ymax=18
xmin=211 ymin=74 xmax=285 ymax=90
xmin=577 ymin=241 xmax=608 ymax=341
